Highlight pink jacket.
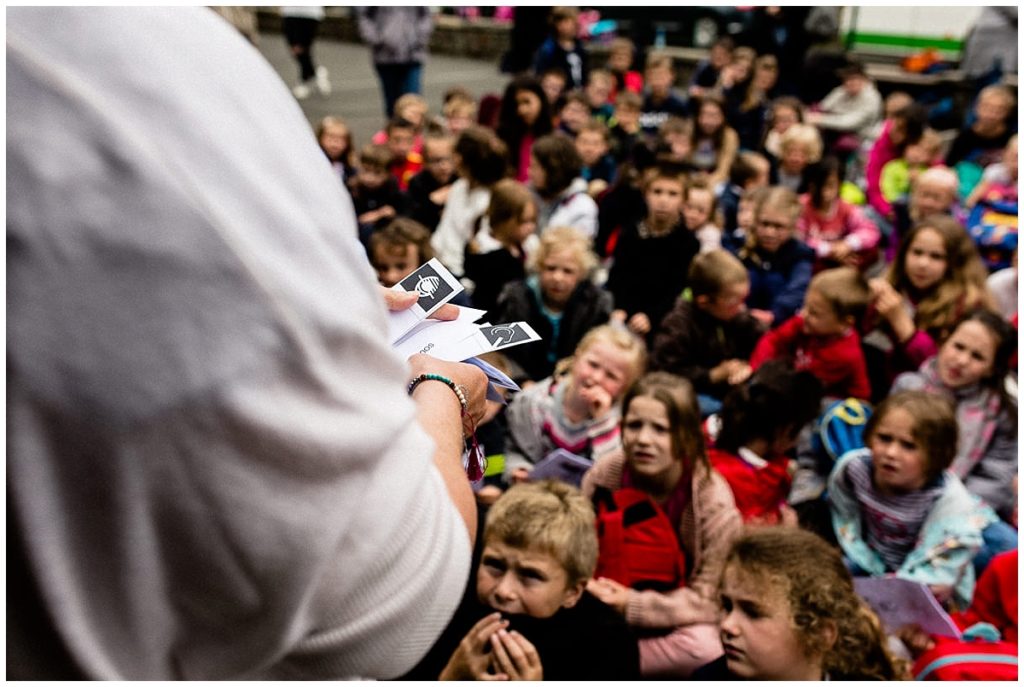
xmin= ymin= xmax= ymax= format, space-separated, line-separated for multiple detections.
xmin=582 ymin=450 xmax=741 ymax=674
xmin=797 ymin=196 xmax=882 ymax=259
xmin=866 ymin=119 xmax=900 ymax=219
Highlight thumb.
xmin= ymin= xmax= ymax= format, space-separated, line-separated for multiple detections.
xmin=382 ymin=288 xmax=418 ymax=312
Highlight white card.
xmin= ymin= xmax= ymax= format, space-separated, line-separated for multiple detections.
xmin=386 ymin=258 xmax=463 ymax=343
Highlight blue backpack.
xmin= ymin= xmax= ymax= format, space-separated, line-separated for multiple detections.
xmin=812 ymin=398 xmax=873 ymax=465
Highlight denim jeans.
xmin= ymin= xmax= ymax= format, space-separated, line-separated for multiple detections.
xmin=973 ymin=519 xmax=1018 ymax=577
xmin=374 ymin=62 xmax=422 ymax=118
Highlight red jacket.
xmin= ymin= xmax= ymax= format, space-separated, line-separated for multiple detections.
xmin=751 ymin=314 xmax=871 ymax=399
xmin=954 ymin=549 xmax=1017 ymax=643
xmin=708 ymin=447 xmax=791 ymax=525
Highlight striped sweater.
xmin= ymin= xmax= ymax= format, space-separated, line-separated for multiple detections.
xmin=504 ymin=376 xmax=622 ymax=479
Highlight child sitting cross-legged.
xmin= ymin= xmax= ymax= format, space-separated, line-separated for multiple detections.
xmin=650 ymin=249 xmax=765 ymax=415
xmin=403 ymin=481 xmax=641 ymax=680
xmin=751 ymin=266 xmax=872 ymax=401
xmin=828 ymin=390 xmax=998 ymax=609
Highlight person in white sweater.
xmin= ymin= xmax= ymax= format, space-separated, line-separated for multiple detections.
xmin=430 ymin=126 xmax=509 ymax=278
xmin=8 ymin=7 xmax=489 ymax=680
xmin=807 ymin=62 xmax=882 ymax=144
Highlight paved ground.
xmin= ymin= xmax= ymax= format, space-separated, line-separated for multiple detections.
xmin=257 ymin=33 xmax=506 ymax=145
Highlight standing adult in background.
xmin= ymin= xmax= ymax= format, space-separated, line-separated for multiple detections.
xmin=356 ymin=6 xmax=434 ymax=118
xmin=8 ymin=6 xmax=486 ymax=680
xmin=500 ymin=6 xmax=552 ymax=74
xmin=282 ymin=6 xmax=331 ymax=99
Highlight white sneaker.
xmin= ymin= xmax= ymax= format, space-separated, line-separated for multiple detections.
xmin=292 ymin=81 xmax=312 ymax=100
xmin=315 ymin=66 xmax=331 ymax=96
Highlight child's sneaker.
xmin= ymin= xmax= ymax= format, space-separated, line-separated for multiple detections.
xmin=315 ymin=66 xmax=331 ymax=96
xmin=292 ymin=80 xmax=312 ymax=100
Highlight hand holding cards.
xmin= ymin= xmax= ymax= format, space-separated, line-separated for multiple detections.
xmin=389 ymin=260 xmax=541 ymax=480
xmin=388 ymin=259 xmax=539 ymax=401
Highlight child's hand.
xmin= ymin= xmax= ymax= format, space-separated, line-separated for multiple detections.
xmin=509 ymin=467 xmax=531 ymax=484
xmin=896 ymin=624 xmax=936 ymax=658
xmin=627 ymin=312 xmax=651 ymax=335
xmin=727 ymin=362 xmax=753 ymax=385
xmin=475 ymin=485 xmax=504 ymax=505
xmin=439 ymin=612 xmax=509 ymax=680
xmin=869 ymin=278 xmax=915 ymax=341
xmin=578 ymin=383 xmax=614 ymax=418
xmin=490 ymin=629 xmax=543 ymax=681
xmin=429 ymin=184 xmax=453 ymax=206
xmin=830 ymin=240 xmax=853 ymax=262
xmin=928 ymin=584 xmax=953 ymax=605
xmin=712 ymin=359 xmax=752 ymax=385
xmin=750 ymin=309 xmax=775 ymax=327
xmin=778 ymin=503 xmax=799 ymax=528
xmin=379 ymin=205 xmax=396 ymax=220
xmin=587 ymin=577 xmax=630 ymax=614
xmin=610 ymin=309 xmax=628 ymax=325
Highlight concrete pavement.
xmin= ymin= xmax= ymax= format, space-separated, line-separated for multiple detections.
xmin=257 ymin=33 xmax=506 ymax=146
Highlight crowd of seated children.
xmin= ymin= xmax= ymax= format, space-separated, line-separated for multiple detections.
xmin=492 ymin=225 xmax=613 ymax=384
xmin=302 ymin=20 xmax=1018 ymax=678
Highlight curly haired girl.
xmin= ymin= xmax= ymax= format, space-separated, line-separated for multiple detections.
xmin=694 ymin=526 xmax=910 ymax=680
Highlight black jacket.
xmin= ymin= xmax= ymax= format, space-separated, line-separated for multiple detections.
xmin=492 ymin=278 xmax=613 ymax=383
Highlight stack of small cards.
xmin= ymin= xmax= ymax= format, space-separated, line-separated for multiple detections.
xmin=388 ymin=259 xmax=541 ymax=402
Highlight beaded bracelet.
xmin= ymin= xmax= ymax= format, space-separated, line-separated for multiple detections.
xmin=407 ymin=373 xmax=468 ymax=414
xmin=407 ymin=373 xmax=486 ymax=481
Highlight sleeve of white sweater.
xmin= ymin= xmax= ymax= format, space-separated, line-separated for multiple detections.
xmin=7 ymin=7 xmax=470 ymax=680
